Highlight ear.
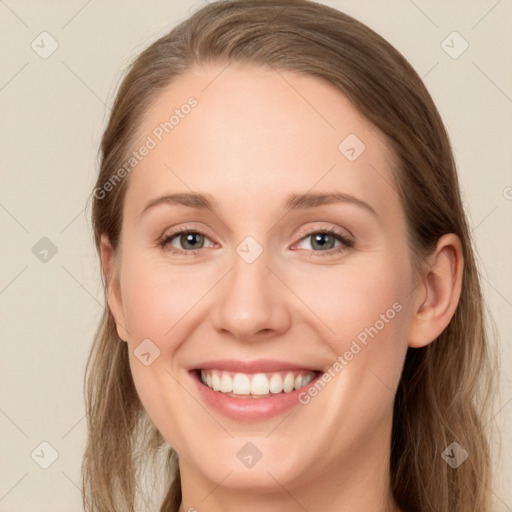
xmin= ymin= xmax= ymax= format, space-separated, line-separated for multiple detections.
xmin=407 ymin=233 xmax=464 ymax=348
xmin=100 ymin=234 xmax=128 ymax=342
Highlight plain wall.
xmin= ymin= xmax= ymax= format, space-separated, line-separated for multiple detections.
xmin=1 ymin=1 xmax=511 ymax=510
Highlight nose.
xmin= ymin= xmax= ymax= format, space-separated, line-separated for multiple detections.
xmin=211 ymin=245 xmax=292 ymax=342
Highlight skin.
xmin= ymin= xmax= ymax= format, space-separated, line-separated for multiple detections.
xmin=100 ymin=61 xmax=463 ymax=512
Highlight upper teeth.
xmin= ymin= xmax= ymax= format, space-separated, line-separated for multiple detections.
xmin=200 ymin=369 xmax=316 ymax=396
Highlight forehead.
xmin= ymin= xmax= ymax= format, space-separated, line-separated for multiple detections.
xmin=124 ymin=61 xmax=401 ymax=223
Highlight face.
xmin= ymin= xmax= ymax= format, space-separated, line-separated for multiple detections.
xmin=105 ymin=61 xmax=419 ymax=496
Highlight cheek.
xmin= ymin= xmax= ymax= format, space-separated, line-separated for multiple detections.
xmin=119 ymin=262 xmax=191 ymax=447
xmin=295 ymin=250 xmax=410 ymax=414
xmin=292 ymin=255 xmax=408 ymax=343
xmin=121 ymin=256 xmax=191 ymax=341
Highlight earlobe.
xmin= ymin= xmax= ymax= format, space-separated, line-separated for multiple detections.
xmin=407 ymin=233 xmax=464 ymax=348
xmin=99 ymin=234 xmax=128 ymax=342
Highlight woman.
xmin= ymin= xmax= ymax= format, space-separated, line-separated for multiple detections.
xmin=82 ymin=1 xmax=499 ymax=511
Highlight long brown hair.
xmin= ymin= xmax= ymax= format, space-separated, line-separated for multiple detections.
xmin=83 ymin=1 xmax=500 ymax=510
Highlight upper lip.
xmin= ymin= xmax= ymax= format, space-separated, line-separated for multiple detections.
xmin=190 ymin=359 xmax=320 ymax=373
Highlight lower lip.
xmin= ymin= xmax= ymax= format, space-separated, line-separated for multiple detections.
xmin=190 ymin=370 xmax=321 ymax=421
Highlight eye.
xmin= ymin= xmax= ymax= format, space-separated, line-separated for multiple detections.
xmin=159 ymin=229 xmax=215 ymax=255
xmin=293 ymin=227 xmax=354 ymax=257
xmin=158 ymin=225 xmax=354 ymax=257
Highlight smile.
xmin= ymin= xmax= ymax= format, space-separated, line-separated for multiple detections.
xmin=199 ymin=369 xmax=317 ymax=398
xmin=189 ymin=360 xmax=323 ymax=421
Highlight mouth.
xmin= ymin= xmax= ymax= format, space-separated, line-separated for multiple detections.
xmin=193 ymin=369 xmax=319 ymax=398
xmin=188 ymin=361 xmax=323 ymax=421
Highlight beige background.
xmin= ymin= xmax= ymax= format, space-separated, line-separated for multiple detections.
xmin=1 ymin=1 xmax=511 ymax=510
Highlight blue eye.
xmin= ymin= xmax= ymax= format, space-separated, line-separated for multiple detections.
xmin=159 ymin=230 xmax=214 ymax=254
xmin=294 ymin=227 xmax=354 ymax=257
xmin=159 ymin=227 xmax=354 ymax=257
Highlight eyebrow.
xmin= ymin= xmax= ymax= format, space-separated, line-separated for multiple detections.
xmin=139 ymin=191 xmax=379 ymax=218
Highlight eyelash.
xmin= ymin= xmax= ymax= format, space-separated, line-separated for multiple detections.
xmin=158 ymin=225 xmax=354 ymax=258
